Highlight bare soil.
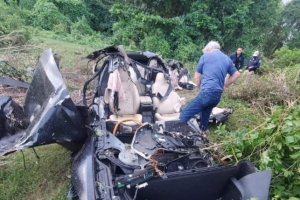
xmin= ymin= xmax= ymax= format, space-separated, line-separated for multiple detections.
xmin=0 ymin=68 xmax=92 ymax=106
xmin=0 ymin=85 xmax=28 ymax=104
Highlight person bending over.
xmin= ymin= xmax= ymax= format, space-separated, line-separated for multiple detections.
xmin=179 ymin=41 xmax=240 ymax=136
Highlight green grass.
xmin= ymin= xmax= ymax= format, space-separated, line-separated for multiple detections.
xmin=0 ymin=144 xmax=71 ymax=200
xmin=217 ymin=97 xmax=264 ymax=131
xmin=29 ymin=37 xmax=95 ymax=69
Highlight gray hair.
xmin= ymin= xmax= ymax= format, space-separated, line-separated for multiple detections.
xmin=202 ymin=41 xmax=221 ymax=53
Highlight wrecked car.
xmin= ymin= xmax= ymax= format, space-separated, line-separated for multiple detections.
xmin=0 ymin=46 xmax=271 ymax=200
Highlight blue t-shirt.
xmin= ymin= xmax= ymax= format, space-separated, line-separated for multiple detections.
xmin=196 ymin=50 xmax=237 ymax=92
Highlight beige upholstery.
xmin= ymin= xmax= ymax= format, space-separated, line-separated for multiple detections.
xmin=140 ymin=96 xmax=152 ymax=104
xmin=108 ymin=67 xmax=142 ymax=124
xmin=152 ymin=73 xmax=183 ymax=121
xmin=155 ymin=112 xmax=180 ymax=121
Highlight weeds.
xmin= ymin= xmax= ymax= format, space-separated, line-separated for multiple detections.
xmin=223 ymin=71 xmax=299 ymax=114
xmin=215 ymin=104 xmax=300 ymax=199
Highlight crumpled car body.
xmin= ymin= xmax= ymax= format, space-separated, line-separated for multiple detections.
xmin=0 ymin=46 xmax=271 ymax=200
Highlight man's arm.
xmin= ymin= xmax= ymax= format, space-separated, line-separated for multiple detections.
xmin=194 ymin=72 xmax=201 ymax=89
xmin=224 ymin=71 xmax=240 ymax=89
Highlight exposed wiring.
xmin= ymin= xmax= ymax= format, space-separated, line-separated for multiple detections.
xmin=149 ymin=150 xmax=164 ymax=175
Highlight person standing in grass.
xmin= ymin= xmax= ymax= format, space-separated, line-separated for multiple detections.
xmin=180 ymin=41 xmax=240 ymax=136
xmin=229 ymin=46 xmax=245 ymax=71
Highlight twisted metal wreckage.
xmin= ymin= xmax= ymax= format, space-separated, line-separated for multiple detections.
xmin=0 ymin=46 xmax=272 ymax=200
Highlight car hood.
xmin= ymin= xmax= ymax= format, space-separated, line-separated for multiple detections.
xmin=0 ymin=49 xmax=86 ymax=156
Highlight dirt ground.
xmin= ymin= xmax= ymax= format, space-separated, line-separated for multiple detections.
xmin=0 ymin=85 xmax=28 ymax=104
xmin=177 ymin=87 xmax=198 ymax=103
xmin=0 ymin=69 xmax=91 ymax=106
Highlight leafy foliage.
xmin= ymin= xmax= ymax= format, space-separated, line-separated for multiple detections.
xmin=110 ymin=0 xmax=282 ymax=60
xmin=215 ymin=104 xmax=300 ymax=199
xmin=140 ymin=30 xmax=171 ymax=57
xmin=272 ymin=46 xmax=300 ymax=67
xmin=83 ymin=0 xmax=118 ymax=32
xmin=282 ymin=0 xmax=300 ymax=49
xmin=19 ymin=0 xmax=37 ymax=10
xmin=111 ymin=3 xmax=182 ymax=57
xmin=51 ymin=0 xmax=90 ymax=23
xmin=32 ymin=1 xmax=68 ymax=30
xmin=0 ymin=1 xmax=25 ymax=35
xmin=71 ymin=16 xmax=94 ymax=36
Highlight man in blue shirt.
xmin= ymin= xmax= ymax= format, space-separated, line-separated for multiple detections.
xmin=180 ymin=41 xmax=240 ymax=135
xmin=229 ymin=46 xmax=245 ymax=70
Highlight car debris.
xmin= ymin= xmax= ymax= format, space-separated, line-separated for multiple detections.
xmin=0 ymin=46 xmax=272 ymax=200
xmin=0 ymin=60 xmax=30 ymax=88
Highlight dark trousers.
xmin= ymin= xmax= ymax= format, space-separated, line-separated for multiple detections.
xmin=180 ymin=92 xmax=222 ymax=131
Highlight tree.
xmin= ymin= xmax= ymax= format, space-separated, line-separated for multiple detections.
xmin=3 ymin=0 xmax=20 ymax=6
xmin=282 ymin=0 xmax=300 ymax=49
xmin=111 ymin=0 xmax=282 ymax=60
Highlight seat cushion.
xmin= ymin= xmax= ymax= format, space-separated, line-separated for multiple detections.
xmin=155 ymin=113 xmax=180 ymax=121
xmin=152 ymin=73 xmax=184 ymax=114
xmin=109 ymin=114 xmax=143 ymax=126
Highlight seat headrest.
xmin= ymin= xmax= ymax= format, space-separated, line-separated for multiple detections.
xmin=155 ymin=73 xmax=166 ymax=84
xmin=149 ymin=59 xmax=158 ymax=68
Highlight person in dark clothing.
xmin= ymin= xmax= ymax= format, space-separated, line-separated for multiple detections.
xmin=245 ymin=51 xmax=261 ymax=73
xmin=229 ymin=47 xmax=245 ymax=70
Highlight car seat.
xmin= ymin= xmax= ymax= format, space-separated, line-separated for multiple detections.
xmin=151 ymin=73 xmax=184 ymax=121
xmin=106 ymin=67 xmax=142 ymax=126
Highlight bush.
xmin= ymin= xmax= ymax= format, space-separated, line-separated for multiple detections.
xmin=32 ymin=1 xmax=67 ymax=30
xmin=175 ymin=43 xmax=200 ymax=63
xmin=140 ymin=31 xmax=171 ymax=58
xmin=71 ymin=16 xmax=94 ymax=36
xmin=0 ymin=2 xmax=26 ymax=35
xmin=215 ymin=104 xmax=300 ymax=199
xmin=54 ymin=23 xmax=70 ymax=36
xmin=223 ymin=71 xmax=299 ymax=112
xmin=51 ymin=0 xmax=91 ymax=23
xmin=20 ymin=0 xmax=36 ymax=10
xmin=272 ymin=46 xmax=300 ymax=67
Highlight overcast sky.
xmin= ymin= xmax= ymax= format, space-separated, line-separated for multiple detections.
xmin=282 ymin=0 xmax=291 ymax=4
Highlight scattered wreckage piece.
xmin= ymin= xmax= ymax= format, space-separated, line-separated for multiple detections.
xmin=0 ymin=60 xmax=30 ymax=88
xmin=167 ymin=59 xmax=196 ymax=90
xmin=0 ymin=46 xmax=272 ymax=200
xmin=0 ymin=77 xmax=29 ymax=88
